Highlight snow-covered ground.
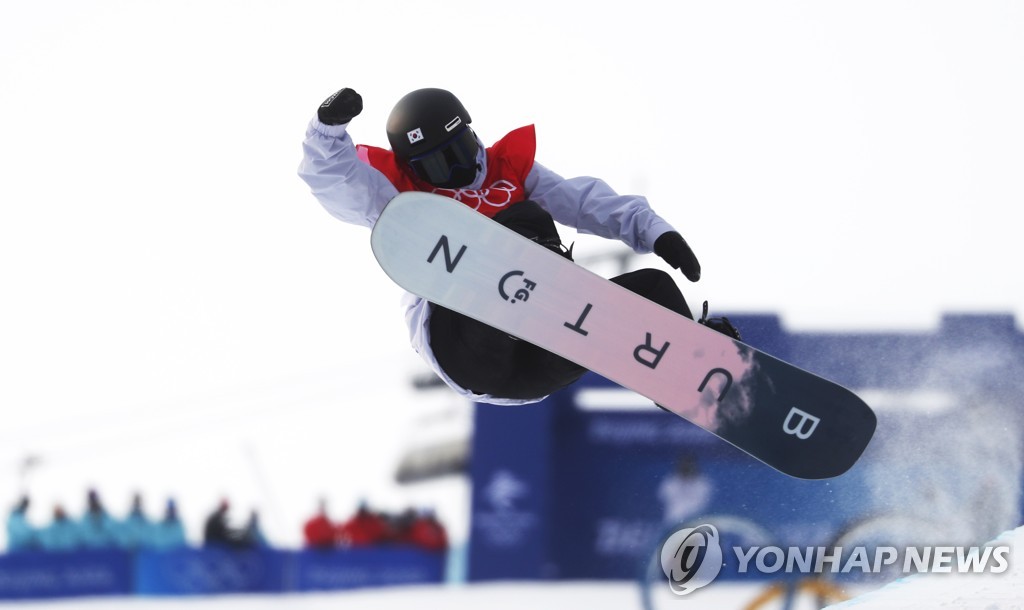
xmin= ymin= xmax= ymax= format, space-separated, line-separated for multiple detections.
xmin=0 ymin=583 xmax=836 ymax=610
xmin=825 ymin=526 xmax=1023 ymax=610
xmin=3 ymin=525 xmax=1019 ymax=610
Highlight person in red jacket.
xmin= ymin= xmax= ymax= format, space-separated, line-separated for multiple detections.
xmin=335 ymin=502 xmax=390 ymax=547
xmin=405 ymin=509 xmax=448 ymax=552
xmin=303 ymin=499 xmax=336 ymax=549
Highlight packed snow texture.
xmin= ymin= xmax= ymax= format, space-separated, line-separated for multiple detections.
xmin=0 ymin=524 xmax=1019 ymax=610
xmin=825 ymin=525 xmax=1023 ymax=610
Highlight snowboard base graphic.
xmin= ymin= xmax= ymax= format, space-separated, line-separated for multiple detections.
xmin=371 ymin=193 xmax=876 ymax=479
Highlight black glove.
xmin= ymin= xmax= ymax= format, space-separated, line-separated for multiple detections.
xmin=654 ymin=231 xmax=701 ymax=282
xmin=317 ymin=88 xmax=363 ymax=125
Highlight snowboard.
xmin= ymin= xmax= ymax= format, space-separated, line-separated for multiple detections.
xmin=370 ymin=192 xmax=876 ymax=479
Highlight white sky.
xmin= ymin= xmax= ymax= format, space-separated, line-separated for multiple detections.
xmin=1 ymin=1 xmax=1022 ymax=547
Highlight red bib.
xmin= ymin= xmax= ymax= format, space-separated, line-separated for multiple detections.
xmin=357 ymin=125 xmax=536 ymax=218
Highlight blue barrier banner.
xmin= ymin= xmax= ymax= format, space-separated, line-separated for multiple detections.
xmin=292 ymin=548 xmax=445 ymax=591
xmin=0 ymin=550 xmax=133 ymax=599
xmin=0 ymin=548 xmax=447 ymax=599
xmin=468 ymin=401 xmax=556 ymax=580
xmin=134 ymin=548 xmax=290 ymax=595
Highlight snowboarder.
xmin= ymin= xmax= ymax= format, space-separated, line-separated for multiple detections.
xmin=299 ymin=87 xmax=738 ymax=404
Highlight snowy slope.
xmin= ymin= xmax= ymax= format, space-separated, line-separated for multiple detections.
xmin=1 ymin=527 xmax=1019 ymax=609
xmin=826 ymin=525 xmax=1024 ymax=610
xmin=0 ymin=582 xmax=764 ymax=610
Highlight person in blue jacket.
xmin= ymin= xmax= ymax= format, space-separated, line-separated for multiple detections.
xmin=5 ymin=496 xmax=37 ymax=552
xmin=150 ymin=499 xmax=188 ymax=551
xmin=39 ymin=505 xmax=79 ymax=551
xmin=77 ymin=489 xmax=117 ymax=549
xmin=115 ymin=493 xmax=153 ymax=550
xmin=243 ymin=510 xmax=269 ymax=548
xmin=299 ymin=87 xmax=739 ymax=404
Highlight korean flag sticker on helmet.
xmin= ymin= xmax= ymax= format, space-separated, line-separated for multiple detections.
xmin=407 ymin=128 xmax=424 ymax=144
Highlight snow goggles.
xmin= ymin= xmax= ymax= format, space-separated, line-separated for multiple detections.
xmin=406 ymin=126 xmax=479 ymax=186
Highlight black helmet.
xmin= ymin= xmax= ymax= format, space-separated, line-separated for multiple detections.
xmin=386 ymin=88 xmax=480 ymax=188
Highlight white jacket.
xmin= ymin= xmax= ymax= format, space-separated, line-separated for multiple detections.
xmin=298 ymin=118 xmax=677 ymax=405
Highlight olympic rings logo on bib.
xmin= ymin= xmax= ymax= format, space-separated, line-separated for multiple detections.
xmin=434 ymin=180 xmax=519 ymax=212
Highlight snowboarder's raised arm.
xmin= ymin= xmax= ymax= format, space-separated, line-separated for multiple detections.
xmin=525 ymin=162 xmax=701 ymax=281
xmin=298 ymin=88 xmax=399 ymax=228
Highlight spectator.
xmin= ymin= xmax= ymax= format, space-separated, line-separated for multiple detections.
xmin=5 ymin=496 xmax=36 ymax=552
xmin=405 ymin=509 xmax=449 ymax=552
xmin=115 ymin=493 xmax=152 ymax=550
xmin=657 ymin=454 xmax=712 ymax=526
xmin=244 ymin=510 xmax=269 ymax=548
xmin=392 ymin=507 xmax=418 ymax=542
xmin=203 ymin=499 xmax=248 ymax=549
xmin=77 ymin=489 xmax=117 ymax=549
xmin=335 ymin=502 xmax=390 ymax=547
xmin=38 ymin=505 xmax=78 ymax=551
xmin=150 ymin=499 xmax=187 ymax=551
xmin=303 ymin=499 xmax=335 ymax=549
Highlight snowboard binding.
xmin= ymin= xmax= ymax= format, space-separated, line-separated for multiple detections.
xmin=536 ymin=237 xmax=574 ymax=261
xmin=697 ymin=300 xmax=741 ymax=341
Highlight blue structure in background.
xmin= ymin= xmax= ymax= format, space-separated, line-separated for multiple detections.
xmin=0 ymin=547 xmax=444 ymax=599
xmin=468 ymin=313 xmax=1024 ymax=581
xmin=0 ymin=550 xmax=133 ymax=600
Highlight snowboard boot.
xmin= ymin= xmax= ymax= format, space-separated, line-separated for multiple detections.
xmin=492 ymin=201 xmax=573 ymax=260
xmin=697 ymin=300 xmax=741 ymax=341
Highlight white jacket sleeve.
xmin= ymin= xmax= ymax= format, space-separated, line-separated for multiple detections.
xmin=297 ymin=118 xmax=399 ymax=228
xmin=524 ymin=161 xmax=676 ymax=254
